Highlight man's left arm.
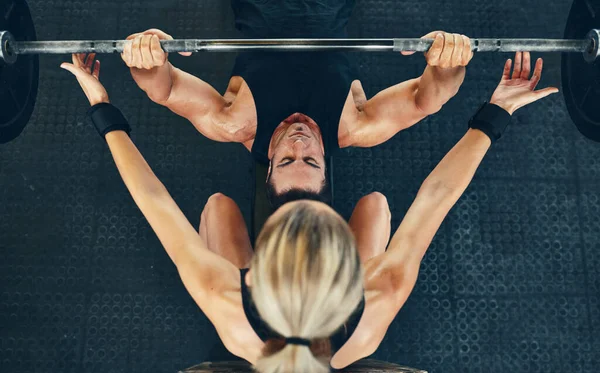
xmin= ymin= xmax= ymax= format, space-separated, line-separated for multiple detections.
xmin=343 ymin=32 xmax=473 ymax=148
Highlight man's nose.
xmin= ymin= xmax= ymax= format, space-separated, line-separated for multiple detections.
xmin=295 ymin=125 xmax=304 ymax=132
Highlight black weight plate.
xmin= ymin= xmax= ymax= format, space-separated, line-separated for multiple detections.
xmin=562 ymin=0 xmax=600 ymax=142
xmin=0 ymin=0 xmax=38 ymax=144
xmin=180 ymin=360 xmax=428 ymax=373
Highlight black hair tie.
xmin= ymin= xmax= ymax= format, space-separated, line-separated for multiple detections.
xmin=285 ymin=337 xmax=311 ymax=347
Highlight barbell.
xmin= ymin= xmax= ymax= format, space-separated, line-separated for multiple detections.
xmin=1 ymin=32 xmax=597 ymax=56
xmin=0 ymin=0 xmax=599 ymax=144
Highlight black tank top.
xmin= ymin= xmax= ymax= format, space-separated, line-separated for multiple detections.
xmin=230 ymin=0 xmax=359 ymax=165
xmin=231 ymin=0 xmax=355 ymax=39
xmin=239 ymin=268 xmax=365 ymax=353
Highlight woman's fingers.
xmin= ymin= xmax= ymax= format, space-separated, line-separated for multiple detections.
xmin=60 ymin=62 xmax=84 ymax=78
xmin=92 ymin=60 xmax=101 ymax=79
xmin=502 ymin=59 xmax=513 ymax=81
xmin=512 ymin=52 xmax=523 ymax=80
xmin=73 ymin=53 xmax=85 ymax=68
xmin=520 ymin=52 xmax=531 ymax=80
xmin=534 ymin=87 xmax=559 ymax=99
xmin=84 ymin=53 xmax=96 ymax=73
xmin=530 ymin=58 xmax=544 ymax=90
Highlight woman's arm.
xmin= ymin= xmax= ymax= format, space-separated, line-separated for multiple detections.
xmin=334 ymin=52 xmax=558 ymax=371
xmin=104 ymin=133 xmax=223 ymax=263
xmin=61 ymin=54 xmax=239 ymax=302
xmin=374 ymin=52 xmax=559 ymax=305
xmin=386 ymin=128 xmax=491 ymax=276
xmin=332 ymin=128 xmax=493 ymax=370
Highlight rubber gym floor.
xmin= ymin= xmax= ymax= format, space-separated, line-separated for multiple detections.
xmin=1 ymin=0 xmax=599 ymax=372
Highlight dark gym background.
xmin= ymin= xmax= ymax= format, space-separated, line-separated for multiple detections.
xmin=1 ymin=0 xmax=599 ymax=372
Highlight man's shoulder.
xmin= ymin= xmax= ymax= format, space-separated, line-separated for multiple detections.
xmin=337 ymin=80 xmax=365 ymax=149
xmin=221 ymin=76 xmax=258 ymax=144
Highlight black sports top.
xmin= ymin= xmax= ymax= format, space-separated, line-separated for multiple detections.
xmin=230 ymin=0 xmax=359 ymax=165
xmin=239 ymin=268 xmax=365 ymax=353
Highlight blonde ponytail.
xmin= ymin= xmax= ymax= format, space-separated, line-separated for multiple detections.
xmin=250 ymin=202 xmax=363 ymax=373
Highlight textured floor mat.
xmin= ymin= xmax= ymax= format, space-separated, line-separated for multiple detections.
xmin=1 ymin=0 xmax=599 ymax=372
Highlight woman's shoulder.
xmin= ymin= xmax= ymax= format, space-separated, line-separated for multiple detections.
xmin=198 ymin=267 xmax=265 ymax=364
xmin=330 ymin=255 xmax=406 ymax=368
xmin=330 ymin=290 xmax=396 ymax=369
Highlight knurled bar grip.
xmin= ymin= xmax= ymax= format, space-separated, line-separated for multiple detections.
xmin=8 ymin=38 xmax=592 ymax=54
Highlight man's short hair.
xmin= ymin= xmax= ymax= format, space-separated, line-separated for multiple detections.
xmin=265 ymin=164 xmax=332 ymax=210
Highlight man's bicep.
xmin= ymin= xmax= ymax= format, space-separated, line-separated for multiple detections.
xmin=163 ymin=67 xmax=243 ymax=142
xmin=166 ymin=67 xmax=226 ymax=114
xmin=350 ymin=78 xmax=427 ymax=148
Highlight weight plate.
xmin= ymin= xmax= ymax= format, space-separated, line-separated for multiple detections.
xmin=562 ymin=0 xmax=600 ymax=142
xmin=0 ymin=0 xmax=38 ymax=144
xmin=180 ymin=360 xmax=428 ymax=373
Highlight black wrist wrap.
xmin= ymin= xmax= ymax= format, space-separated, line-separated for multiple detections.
xmin=87 ymin=103 xmax=131 ymax=139
xmin=468 ymin=103 xmax=512 ymax=143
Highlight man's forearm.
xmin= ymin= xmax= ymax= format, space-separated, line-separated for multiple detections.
xmin=415 ymin=66 xmax=466 ymax=114
xmin=131 ymin=63 xmax=175 ymax=104
xmin=422 ymin=128 xmax=491 ymax=198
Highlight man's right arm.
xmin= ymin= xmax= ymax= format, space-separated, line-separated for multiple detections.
xmin=123 ymin=29 xmax=252 ymax=143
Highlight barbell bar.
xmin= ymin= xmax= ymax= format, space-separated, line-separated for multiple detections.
xmin=1 ymin=0 xmax=599 ymax=144
xmin=1 ymin=30 xmax=599 ymax=63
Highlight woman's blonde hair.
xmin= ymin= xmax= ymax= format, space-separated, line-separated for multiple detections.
xmin=250 ymin=201 xmax=363 ymax=373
